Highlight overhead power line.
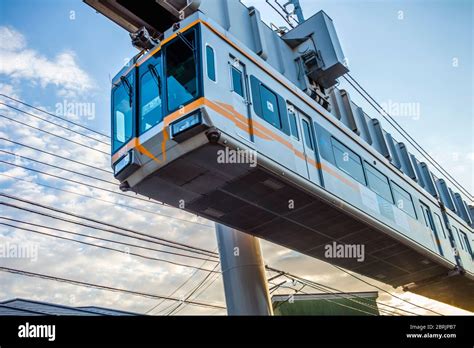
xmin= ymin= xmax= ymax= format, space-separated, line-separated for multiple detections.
xmin=272 ymin=281 xmax=378 ymax=316
xmin=0 ymin=94 xmax=109 ymax=139
xmin=0 ymin=216 xmax=216 ymax=263
xmin=0 ymin=137 xmax=112 ymax=174
xmin=273 ymin=271 xmax=400 ymax=316
xmin=266 ymin=266 xmax=440 ymax=316
xmin=0 ymin=200 xmax=218 ymax=260
xmin=268 ymin=270 xmax=414 ymax=316
xmin=0 ymin=160 xmax=166 ymax=206
xmin=0 ymin=150 xmax=116 ymax=185
xmin=342 ymin=74 xmax=472 ymax=200
xmin=167 ymin=262 xmax=221 ymax=315
xmin=0 ymin=266 xmax=225 ymax=311
xmin=146 ymin=257 xmax=219 ymax=315
xmin=0 ymin=173 xmax=207 ymax=224
xmin=281 ymin=272 xmax=413 ymax=316
xmin=0 ymin=193 xmax=218 ymax=258
xmin=0 ymin=102 xmax=109 ymax=146
xmin=0 ymin=114 xmax=109 ymax=156
xmin=0 ymin=222 xmax=219 ymax=273
xmin=1 ymin=159 xmax=215 ymax=229
xmin=331 ymin=264 xmax=443 ymax=316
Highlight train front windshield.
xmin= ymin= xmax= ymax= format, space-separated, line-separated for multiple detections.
xmin=112 ymin=28 xmax=201 ymax=154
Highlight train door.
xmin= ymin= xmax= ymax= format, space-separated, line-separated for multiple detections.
xmin=287 ymin=105 xmax=308 ymax=179
xmin=229 ymin=57 xmax=253 ymax=142
xmin=420 ymin=202 xmax=444 ymax=256
xmin=299 ymin=113 xmax=319 ymax=182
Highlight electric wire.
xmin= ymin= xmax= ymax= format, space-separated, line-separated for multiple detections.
xmin=0 ymin=192 xmax=217 ymax=256
xmin=0 ymin=200 xmax=218 ymax=260
xmin=0 ymin=114 xmax=109 ymax=156
xmin=331 ymin=264 xmax=443 ymax=316
xmin=0 ymin=150 xmax=117 ymax=185
xmin=1 ymin=93 xmax=455 ymax=314
xmin=0 ymin=160 xmax=215 ymax=229
xmin=342 ymin=74 xmax=472 ymax=200
xmin=190 ymin=272 xmax=221 ymax=302
xmin=0 ymin=173 xmax=210 ymax=225
xmin=0 ymin=222 xmax=219 ymax=273
xmin=276 ymin=271 xmax=420 ymax=316
xmin=1 ymin=137 xmax=112 ymax=174
xmin=267 ymin=266 xmax=437 ymax=316
xmin=283 ymin=274 xmax=408 ymax=316
xmin=0 ymin=94 xmax=109 ymax=138
xmin=281 ymin=274 xmax=399 ymax=316
xmin=170 ymin=273 xmax=222 ymax=315
xmin=0 ymin=216 xmax=216 ymax=263
xmin=271 ymin=272 xmax=400 ymax=316
xmin=0 ymin=266 xmax=225 ymax=311
xmin=0 ymin=160 xmax=167 ymax=206
xmin=0 ymin=102 xmax=109 ymax=145
xmin=146 ymin=254 xmax=220 ymax=314
xmin=166 ymin=262 xmax=221 ymax=315
xmin=272 ymin=282 xmax=378 ymax=316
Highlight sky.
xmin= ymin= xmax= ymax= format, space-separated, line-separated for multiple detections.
xmin=0 ymin=0 xmax=472 ymax=316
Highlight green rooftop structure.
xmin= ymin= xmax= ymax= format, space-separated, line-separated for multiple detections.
xmin=272 ymin=291 xmax=380 ymax=316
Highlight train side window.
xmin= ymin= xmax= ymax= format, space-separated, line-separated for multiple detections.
xmin=433 ymin=213 xmax=446 ymax=238
xmin=288 ymin=108 xmax=299 ymax=140
xmin=391 ymin=181 xmax=417 ymax=219
xmin=459 ymin=230 xmax=473 ymax=257
xmin=166 ymin=30 xmax=198 ymax=112
xmin=139 ymin=64 xmax=163 ymax=135
xmin=301 ymin=119 xmax=313 ymax=150
xmin=231 ymin=66 xmax=244 ymax=98
xmin=331 ymin=138 xmax=366 ymax=185
xmin=112 ymin=74 xmax=134 ymax=152
xmin=365 ymin=162 xmax=393 ymax=203
xmin=456 ymin=227 xmax=465 ymax=250
xmin=206 ymin=45 xmax=216 ymax=82
xmin=420 ymin=202 xmax=435 ymax=231
xmin=451 ymin=226 xmax=462 ymax=249
xmin=260 ymin=85 xmax=281 ymax=128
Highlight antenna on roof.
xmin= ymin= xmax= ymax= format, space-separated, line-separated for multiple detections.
xmin=285 ymin=0 xmax=305 ymax=23
xmin=265 ymin=0 xmax=305 ymax=28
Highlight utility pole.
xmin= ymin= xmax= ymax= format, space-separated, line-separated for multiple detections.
xmin=216 ymin=223 xmax=274 ymax=315
xmin=289 ymin=0 xmax=305 ymax=23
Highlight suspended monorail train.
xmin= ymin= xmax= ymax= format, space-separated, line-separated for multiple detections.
xmin=86 ymin=0 xmax=474 ymax=310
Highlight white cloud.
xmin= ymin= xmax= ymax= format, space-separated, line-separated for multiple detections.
xmin=0 ymin=26 xmax=94 ymax=98
xmin=0 ymin=26 xmax=26 ymax=51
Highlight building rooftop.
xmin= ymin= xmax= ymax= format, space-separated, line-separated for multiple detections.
xmin=0 ymin=298 xmax=140 ymax=316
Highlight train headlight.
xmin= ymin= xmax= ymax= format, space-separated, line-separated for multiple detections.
xmin=114 ymin=152 xmax=132 ymax=176
xmin=113 ymin=150 xmax=141 ymax=181
xmin=171 ymin=112 xmax=202 ymax=137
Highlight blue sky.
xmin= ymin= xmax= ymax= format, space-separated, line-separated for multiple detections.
xmin=0 ymin=0 xmax=472 ymax=315
xmin=249 ymin=0 xmax=474 ymax=194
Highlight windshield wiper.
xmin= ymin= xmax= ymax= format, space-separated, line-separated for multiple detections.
xmin=148 ymin=64 xmax=162 ymax=92
xmin=176 ymin=31 xmax=195 ymax=57
xmin=120 ymin=76 xmax=133 ymax=106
